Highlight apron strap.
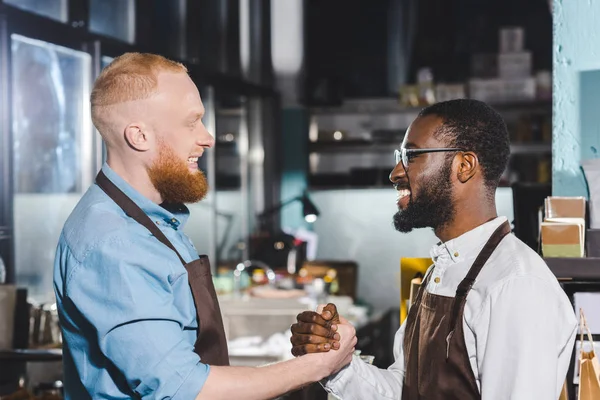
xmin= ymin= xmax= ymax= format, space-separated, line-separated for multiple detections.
xmin=447 ymin=221 xmax=512 ymax=338
xmin=95 ymin=171 xmax=187 ymax=266
xmin=412 ymin=266 xmax=435 ymax=309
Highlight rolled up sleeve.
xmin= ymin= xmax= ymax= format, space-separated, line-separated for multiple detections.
xmin=65 ymin=233 xmax=209 ymax=399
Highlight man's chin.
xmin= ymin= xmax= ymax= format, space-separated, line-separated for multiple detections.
xmin=393 ymin=211 xmax=416 ymax=233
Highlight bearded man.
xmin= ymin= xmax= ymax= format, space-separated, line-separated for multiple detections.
xmin=54 ymin=53 xmax=358 ymax=400
xmin=289 ymin=99 xmax=578 ymax=400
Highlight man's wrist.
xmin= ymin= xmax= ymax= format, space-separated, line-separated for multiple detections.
xmin=292 ymin=354 xmax=332 ymax=383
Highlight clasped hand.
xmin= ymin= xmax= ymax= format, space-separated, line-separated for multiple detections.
xmin=290 ymin=303 xmax=357 ymax=376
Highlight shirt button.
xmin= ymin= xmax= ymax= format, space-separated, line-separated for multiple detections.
xmin=453 ymin=251 xmax=459 ymax=257
xmin=155 ymin=221 xmax=160 ymax=225
xmin=434 ymin=277 xmax=441 ymax=284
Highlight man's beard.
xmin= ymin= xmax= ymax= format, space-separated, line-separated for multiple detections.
xmin=147 ymin=143 xmax=208 ymax=204
xmin=393 ymin=161 xmax=455 ymax=233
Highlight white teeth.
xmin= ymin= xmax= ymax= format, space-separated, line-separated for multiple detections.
xmin=188 ymin=157 xmax=198 ymax=163
xmin=396 ymin=189 xmax=410 ymax=200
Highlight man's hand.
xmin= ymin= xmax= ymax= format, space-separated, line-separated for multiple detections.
xmin=304 ymin=319 xmax=357 ymax=380
xmin=290 ymin=303 xmax=342 ymax=356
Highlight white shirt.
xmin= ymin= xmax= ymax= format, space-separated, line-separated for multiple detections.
xmin=324 ymin=217 xmax=578 ymax=400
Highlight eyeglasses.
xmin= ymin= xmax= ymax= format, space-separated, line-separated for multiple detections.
xmin=394 ymin=147 xmax=464 ymax=169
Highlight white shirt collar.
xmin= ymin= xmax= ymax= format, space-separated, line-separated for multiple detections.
xmin=429 ymin=216 xmax=509 ymax=263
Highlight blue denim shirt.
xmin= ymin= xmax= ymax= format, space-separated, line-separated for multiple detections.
xmin=53 ymin=163 xmax=210 ymax=399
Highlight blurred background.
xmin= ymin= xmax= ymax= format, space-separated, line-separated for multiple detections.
xmin=0 ymin=0 xmax=597 ymax=399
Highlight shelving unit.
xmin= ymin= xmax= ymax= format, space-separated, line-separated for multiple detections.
xmin=309 ymin=140 xmax=551 ymax=155
xmin=308 ymin=99 xmax=552 ymax=190
xmin=545 ymin=257 xmax=600 ymax=281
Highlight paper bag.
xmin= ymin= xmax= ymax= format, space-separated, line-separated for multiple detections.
xmin=578 ymin=309 xmax=600 ymax=400
xmin=559 ymin=379 xmax=568 ymax=400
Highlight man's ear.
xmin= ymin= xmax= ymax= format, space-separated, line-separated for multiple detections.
xmin=124 ymin=123 xmax=151 ymax=152
xmin=456 ymin=151 xmax=478 ymax=183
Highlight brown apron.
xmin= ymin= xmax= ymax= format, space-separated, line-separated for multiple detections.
xmin=96 ymin=171 xmax=230 ymax=366
xmin=402 ymin=221 xmax=511 ymax=400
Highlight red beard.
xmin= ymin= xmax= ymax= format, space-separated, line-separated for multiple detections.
xmin=147 ymin=143 xmax=208 ymax=204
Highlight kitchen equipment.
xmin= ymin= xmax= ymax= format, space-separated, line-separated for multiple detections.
xmin=0 ymin=285 xmax=16 ymax=350
xmin=29 ymin=304 xmax=61 ymax=348
xmin=0 ymin=255 xmax=6 ymax=284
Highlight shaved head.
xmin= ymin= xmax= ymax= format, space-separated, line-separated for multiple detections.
xmin=91 ymin=52 xmax=187 ymax=146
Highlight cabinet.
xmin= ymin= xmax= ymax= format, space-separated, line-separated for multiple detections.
xmin=308 ymin=99 xmax=551 ymax=189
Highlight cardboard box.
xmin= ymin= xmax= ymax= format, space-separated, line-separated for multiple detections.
xmin=545 ymin=196 xmax=587 ymax=219
xmin=500 ymin=27 xmax=525 ymax=53
xmin=468 ymin=77 xmax=536 ymax=103
xmin=471 ymin=53 xmax=497 ymax=78
xmin=541 ymin=221 xmax=585 ymax=258
xmin=499 ymin=52 xmax=532 ymax=79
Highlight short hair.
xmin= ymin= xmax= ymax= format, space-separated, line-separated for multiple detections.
xmin=419 ymin=99 xmax=510 ymax=190
xmin=91 ymin=52 xmax=187 ymax=133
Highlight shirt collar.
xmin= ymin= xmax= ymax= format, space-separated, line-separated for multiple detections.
xmin=429 ymin=216 xmax=508 ymax=263
xmin=99 ymin=163 xmax=190 ymax=229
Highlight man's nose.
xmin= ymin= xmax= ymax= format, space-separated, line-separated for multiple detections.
xmin=197 ymin=128 xmax=215 ymax=149
xmin=389 ymin=162 xmax=406 ymax=184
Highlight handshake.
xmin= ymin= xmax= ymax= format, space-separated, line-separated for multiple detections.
xmin=289 ymin=303 xmax=358 ymax=377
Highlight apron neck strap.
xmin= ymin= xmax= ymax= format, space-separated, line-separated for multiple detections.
xmin=95 ymin=171 xmax=187 ymax=266
xmin=447 ymin=220 xmax=512 ymax=336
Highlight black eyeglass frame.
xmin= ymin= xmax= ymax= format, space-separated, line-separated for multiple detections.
xmin=394 ymin=147 xmax=465 ymax=170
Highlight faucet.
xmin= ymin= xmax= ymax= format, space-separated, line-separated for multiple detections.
xmin=232 ymin=260 xmax=276 ymax=298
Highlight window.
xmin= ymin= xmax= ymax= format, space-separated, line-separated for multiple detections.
xmin=3 ymin=0 xmax=67 ymax=22
xmin=11 ymin=34 xmax=92 ymax=302
xmin=101 ymin=56 xmax=113 ymax=69
xmin=89 ymin=0 xmax=135 ymax=44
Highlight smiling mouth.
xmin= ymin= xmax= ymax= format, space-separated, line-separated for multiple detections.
xmin=187 ymin=156 xmax=200 ymax=171
xmin=396 ymin=189 xmax=411 ymax=202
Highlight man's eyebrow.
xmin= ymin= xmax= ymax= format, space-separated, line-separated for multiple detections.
xmin=188 ymin=112 xmax=203 ymax=121
xmin=403 ymin=141 xmax=420 ymax=149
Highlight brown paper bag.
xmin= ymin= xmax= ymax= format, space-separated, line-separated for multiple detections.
xmin=558 ymin=379 xmax=568 ymax=400
xmin=578 ymin=309 xmax=600 ymax=400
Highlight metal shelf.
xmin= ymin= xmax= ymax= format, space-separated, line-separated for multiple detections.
xmin=308 ymin=141 xmax=552 ymax=155
xmin=0 ymin=349 xmax=62 ymax=363
xmin=309 ymin=141 xmax=395 ymax=154
xmin=310 ymin=99 xmax=551 ymax=116
xmin=545 ymin=257 xmax=600 ymax=281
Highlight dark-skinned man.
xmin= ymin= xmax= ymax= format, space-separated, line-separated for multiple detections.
xmin=290 ymin=99 xmax=577 ymax=400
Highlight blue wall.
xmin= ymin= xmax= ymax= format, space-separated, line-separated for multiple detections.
xmin=553 ymin=0 xmax=600 ymax=196
xmin=280 ymin=107 xmax=310 ymax=230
